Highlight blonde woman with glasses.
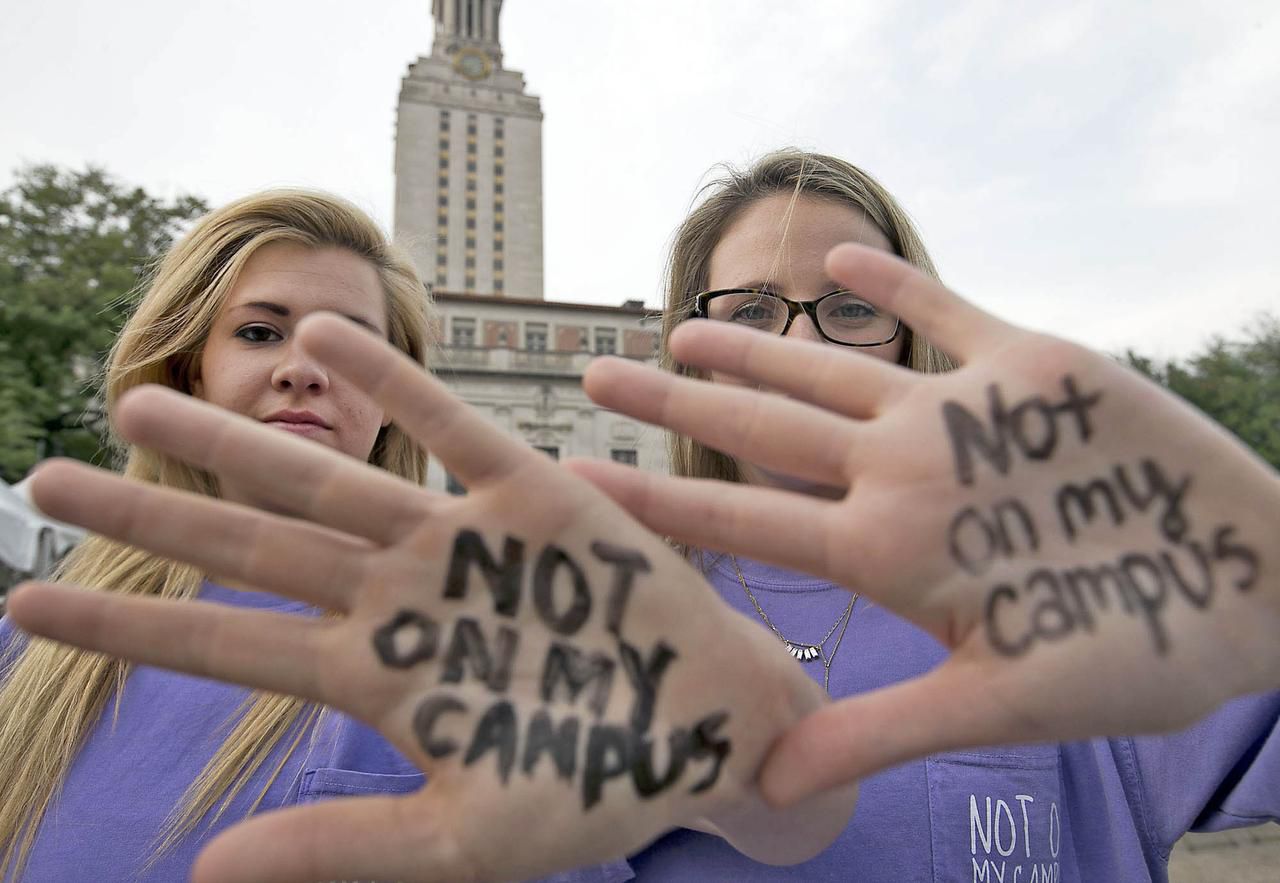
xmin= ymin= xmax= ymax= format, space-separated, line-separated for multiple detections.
xmin=8 ymin=152 xmax=1280 ymax=882
xmin=575 ymin=150 xmax=1280 ymax=881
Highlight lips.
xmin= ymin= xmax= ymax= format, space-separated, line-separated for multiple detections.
xmin=262 ymin=409 xmax=332 ymax=437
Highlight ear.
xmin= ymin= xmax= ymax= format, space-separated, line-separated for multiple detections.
xmin=182 ymin=350 xmax=205 ymax=399
xmin=381 ymin=412 xmax=392 ymax=429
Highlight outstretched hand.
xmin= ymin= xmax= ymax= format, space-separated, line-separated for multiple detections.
xmin=571 ymin=243 xmax=1280 ymax=807
xmin=7 ymin=316 xmax=853 ymax=883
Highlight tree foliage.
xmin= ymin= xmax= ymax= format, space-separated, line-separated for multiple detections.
xmin=0 ymin=165 xmax=207 ymax=482
xmin=1125 ymin=314 xmax=1280 ymax=469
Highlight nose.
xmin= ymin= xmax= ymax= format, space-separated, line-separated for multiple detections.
xmin=271 ymin=340 xmax=329 ymax=394
xmin=783 ymin=312 xmax=823 ymax=343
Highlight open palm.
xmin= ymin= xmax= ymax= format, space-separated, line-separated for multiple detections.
xmin=571 ymin=243 xmax=1280 ymax=807
xmin=8 ymin=315 xmax=852 ymax=883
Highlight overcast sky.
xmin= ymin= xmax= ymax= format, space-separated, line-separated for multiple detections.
xmin=2 ymin=0 xmax=1276 ymax=357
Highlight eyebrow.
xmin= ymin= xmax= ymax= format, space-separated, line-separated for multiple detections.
xmin=237 ymin=301 xmax=383 ymax=334
xmin=725 ymin=281 xmax=847 ymax=294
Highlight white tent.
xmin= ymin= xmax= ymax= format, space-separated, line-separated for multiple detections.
xmin=0 ymin=477 xmax=86 ymax=577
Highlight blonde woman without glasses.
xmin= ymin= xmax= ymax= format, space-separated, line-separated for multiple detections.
xmin=0 ymin=189 xmax=434 ymax=880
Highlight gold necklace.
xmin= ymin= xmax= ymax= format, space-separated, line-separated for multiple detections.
xmin=731 ymin=555 xmax=858 ymax=693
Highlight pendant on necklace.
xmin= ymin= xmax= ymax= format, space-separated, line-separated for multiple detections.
xmin=786 ymin=642 xmax=822 ymax=663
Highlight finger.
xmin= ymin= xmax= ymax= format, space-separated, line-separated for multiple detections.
xmin=30 ymin=459 xmax=368 ymax=612
xmin=116 ymin=386 xmax=432 ymax=546
xmin=759 ymin=660 xmax=1034 ymax=807
xmin=191 ymin=797 xmax=461 ymax=883
xmin=667 ymin=321 xmax=914 ymax=418
xmin=826 ymin=243 xmax=1017 ymax=363
xmin=563 ymin=457 xmax=844 ymax=575
xmin=298 ymin=313 xmax=535 ymax=488
xmin=582 ymin=357 xmax=860 ymax=486
xmin=7 ymin=583 xmax=335 ymax=706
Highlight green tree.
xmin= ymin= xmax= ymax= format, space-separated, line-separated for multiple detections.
xmin=1125 ymin=314 xmax=1280 ymax=469
xmin=0 ymin=165 xmax=207 ymax=482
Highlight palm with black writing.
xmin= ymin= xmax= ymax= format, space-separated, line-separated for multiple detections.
xmin=7 ymin=315 xmax=854 ymax=883
xmin=570 ymin=243 xmax=1280 ymax=807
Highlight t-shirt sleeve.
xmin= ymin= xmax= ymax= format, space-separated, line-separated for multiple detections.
xmin=1127 ymin=690 xmax=1280 ymax=854
xmin=524 ymin=861 xmax=635 ymax=883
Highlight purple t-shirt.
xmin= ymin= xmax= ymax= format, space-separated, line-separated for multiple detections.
xmin=3 ymin=565 xmax=1275 ymax=882
xmin=0 ymin=582 xmax=426 ymax=882
xmin=618 ymin=555 xmax=1280 ymax=882
xmin=0 ymin=582 xmax=634 ymax=883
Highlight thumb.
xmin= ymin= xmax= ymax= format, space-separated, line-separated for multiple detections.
xmin=759 ymin=659 xmax=1029 ymax=807
xmin=191 ymin=794 xmax=462 ymax=883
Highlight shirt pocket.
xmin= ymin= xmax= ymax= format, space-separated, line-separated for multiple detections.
xmin=297 ymin=767 xmax=426 ymax=803
xmin=926 ymin=747 xmax=1079 ymax=883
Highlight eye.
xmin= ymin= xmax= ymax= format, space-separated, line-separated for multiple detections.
xmin=730 ymin=301 xmax=772 ymax=322
xmin=823 ymin=295 xmax=877 ymax=324
xmin=724 ymin=295 xmax=784 ymax=326
xmin=234 ymin=324 xmax=283 ymax=344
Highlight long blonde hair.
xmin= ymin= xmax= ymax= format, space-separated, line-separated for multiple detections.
xmin=662 ymin=149 xmax=956 ymax=485
xmin=0 ymin=190 xmax=435 ymax=876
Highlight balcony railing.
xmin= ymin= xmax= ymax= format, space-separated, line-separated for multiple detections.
xmin=429 ymin=346 xmax=649 ymax=376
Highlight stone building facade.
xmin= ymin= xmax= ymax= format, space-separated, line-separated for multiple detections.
xmin=425 ymin=293 xmax=668 ymax=493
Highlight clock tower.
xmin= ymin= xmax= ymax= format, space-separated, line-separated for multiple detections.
xmin=394 ymin=0 xmax=544 ymax=299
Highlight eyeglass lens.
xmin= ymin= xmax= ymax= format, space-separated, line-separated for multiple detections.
xmin=705 ymin=291 xmax=898 ymax=345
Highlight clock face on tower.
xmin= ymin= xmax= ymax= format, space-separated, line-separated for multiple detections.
xmin=453 ymin=47 xmax=492 ymax=81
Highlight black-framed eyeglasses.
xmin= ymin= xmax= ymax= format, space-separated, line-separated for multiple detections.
xmin=692 ymin=289 xmax=900 ymax=347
